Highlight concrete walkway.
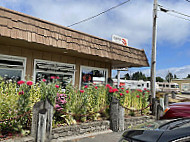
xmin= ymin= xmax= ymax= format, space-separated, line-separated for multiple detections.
xmin=54 ymin=130 xmax=124 ymax=142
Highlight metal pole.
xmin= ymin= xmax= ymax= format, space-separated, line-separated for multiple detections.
xmin=117 ymin=70 xmax=120 ymax=88
xmin=150 ymin=0 xmax=158 ymax=115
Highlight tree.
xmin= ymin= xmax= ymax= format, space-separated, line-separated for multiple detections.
xmin=174 ymin=74 xmax=177 ymax=79
xmin=156 ymin=76 xmax=164 ymax=82
xmin=186 ymin=74 xmax=190 ymax=78
xmin=131 ymin=71 xmax=147 ymax=80
xmin=165 ymin=72 xmax=173 ymax=82
xmin=123 ymin=73 xmax=130 ymax=80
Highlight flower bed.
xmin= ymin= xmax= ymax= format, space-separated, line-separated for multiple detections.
xmin=0 ymin=77 xmax=150 ymax=140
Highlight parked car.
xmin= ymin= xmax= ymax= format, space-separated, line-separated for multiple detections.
xmin=161 ymin=102 xmax=190 ymax=119
xmin=119 ymin=118 xmax=190 ymax=142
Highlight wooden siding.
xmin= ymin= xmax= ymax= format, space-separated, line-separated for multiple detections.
xmin=0 ymin=44 xmax=111 ymax=86
xmin=0 ymin=6 xmax=149 ymax=68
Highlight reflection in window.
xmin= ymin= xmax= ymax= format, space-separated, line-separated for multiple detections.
xmin=0 ymin=55 xmax=25 ymax=81
xmin=81 ymin=67 xmax=107 ymax=87
xmin=34 ymin=60 xmax=75 ymax=89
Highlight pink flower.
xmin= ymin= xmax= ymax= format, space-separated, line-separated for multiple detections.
xmin=136 ymin=95 xmax=140 ymax=98
xmin=56 ymin=76 xmax=60 ymax=79
xmin=144 ymin=88 xmax=147 ymax=91
xmin=84 ymin=85 xmax=88 ymax=89
xmin=80 ymin=90 xmax=84 ymax=93
xmin=55 ymin=85 xmax=59 ymax=88
xmin=55 ymin=104 xmax=61 ymax=108
xmin=95 ymin=86 xmax=98 ymax=89
xmin=119 ymin=93 xmax=123 ymax=96
xmin=109 ymin=86 xmax=113 ymax=90
xmin=42 ymin=79 xmax=46 ymax=82
xmin=26 ymin=81 xmax=33 ymax=86
xmin=17 ymin=80 xmax=25 ymax=85
xmin=126 ymin=90 xmax=129 ymax=94
xmin=51 ymin=76 xmax=56 ymax=79
xmin=18 ymin=91 xmax=24 ymax=95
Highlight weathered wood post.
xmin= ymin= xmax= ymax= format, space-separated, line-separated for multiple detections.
xmin=45 ymin=99 xmax=53 ymax=141
xmin=31 ymin=100 xmax=45 ymax=141
xmin=37 ymin=109 xmax=47 ymax=142
xmin=31 ymin=99 xmax=54 ymax=142
xmin=110 ymin=97 xmax=124 ymax=132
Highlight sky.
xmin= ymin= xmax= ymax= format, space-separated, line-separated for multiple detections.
xmin=0 ymin=0 xmax=190 ymax=79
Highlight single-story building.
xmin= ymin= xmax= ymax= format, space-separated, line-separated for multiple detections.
xmin=0 ymin=6 xmax=149 ymax=88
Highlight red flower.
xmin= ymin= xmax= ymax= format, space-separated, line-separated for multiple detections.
xmin=126 ymin=90 xmax=129 ymax=93
xmin=119 ymin=93 xmax=123 ymax=96
xmin=51 ymin=76 xmax=56 ymax=79
xmin=26 ymin=81 xmax=33 ymax=86
xmin=106 ymin=84 xmax=110 ymax=88
xmin=42 ymin=79 xmax=46 ymax=82
xmin=95 ymin=86 xmax=98 ymax=89
xmin=144 ymin=88 xmax=147 ymax=91
xmin=17 ymin=80 xmax=25 ymax=85
xmin=84 ymin=85 xmax=88 ymax=89
xmin=143 ymin=93 xmax=145 ymax=95
xmin=112 ymin=88 xmax=119 ymax=92
xmin=80 ymin=90 xmax=84 ymax=93
xmin=55 ymin=85 xmax=59 ymax=88
xmin=121 ymin=88 xmax=124 ymax=90
xmin=109 ymin=89 xmax=113 ymax=93
xmin=56 ymin=76 xmax=60 ymax=79
xmin=137 ymin=89 xmax=142 ymax=92
xmin=109 ymin=86 xmax=113 ymax=90
xmin=147 ymin=90 xmax=150 ymax=93
xmin=136 ymin=95 xmax=140 ymax=98
xmin=18 ymin=91 xmax=24 ymax=95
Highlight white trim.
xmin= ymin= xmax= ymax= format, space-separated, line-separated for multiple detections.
xmin=33 ymin=59 xmax=75 ymax=85
xmin=79 ymin=65 xmax=108 ymax=89
xmin=0 ymin=54 xmax=26 ymax=80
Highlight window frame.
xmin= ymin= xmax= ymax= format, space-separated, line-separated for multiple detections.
xmin=33 ymin=59 xmax=76 ymax=85
xmin=79 ymin=65 xmax=108 ymax=89
xmin=0 ymin=54 xmax=26 ymax=80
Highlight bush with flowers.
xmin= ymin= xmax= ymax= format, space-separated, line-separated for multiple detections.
xmin=0 ymin=76 xmax=61 ymax=139
xmin=0 ymin=74 xmax=150 ymax=139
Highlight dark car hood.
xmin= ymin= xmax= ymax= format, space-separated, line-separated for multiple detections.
xmin=122 ymin=130 xmax=164 ymax=142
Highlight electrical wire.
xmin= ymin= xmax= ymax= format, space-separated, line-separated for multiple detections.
xmin=67 ymin=0 xmax=131 ymax=27
xmin=158 ymin=5 xmax=190 ymax=18
xmin=163 ymin=12 xmax=190 ymax=22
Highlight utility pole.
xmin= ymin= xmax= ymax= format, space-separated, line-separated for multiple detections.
xmin=150 ymin=0 xmax=158 ymax=115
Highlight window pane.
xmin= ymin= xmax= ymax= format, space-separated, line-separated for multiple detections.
xmin=81 ymin=67 xmax=107 ymax=86
xmin=0 ymin=69 xmax=22 ymax=81
xmin=35 ymin=60 xmax=75 ymax=89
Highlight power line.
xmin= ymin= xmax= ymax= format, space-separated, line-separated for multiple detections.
xmin=165 ymin=12 xmax=190 ymax=22
xmin=158 ymin=5 xmax=190 ymax=18
xmin=67 ymin=0 xmax=131 ymax=27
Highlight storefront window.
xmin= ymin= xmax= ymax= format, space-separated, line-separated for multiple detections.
xmin=0 ymin=55 xmax=26 ymax=81
xmin=80 ymin=66 xmax=108 ymax=87
xmin=34 ymin=59 xmax=75 ymax=89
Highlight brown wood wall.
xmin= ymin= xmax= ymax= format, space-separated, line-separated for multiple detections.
xmin=0 ymin=44 xmax=111 ymax=87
